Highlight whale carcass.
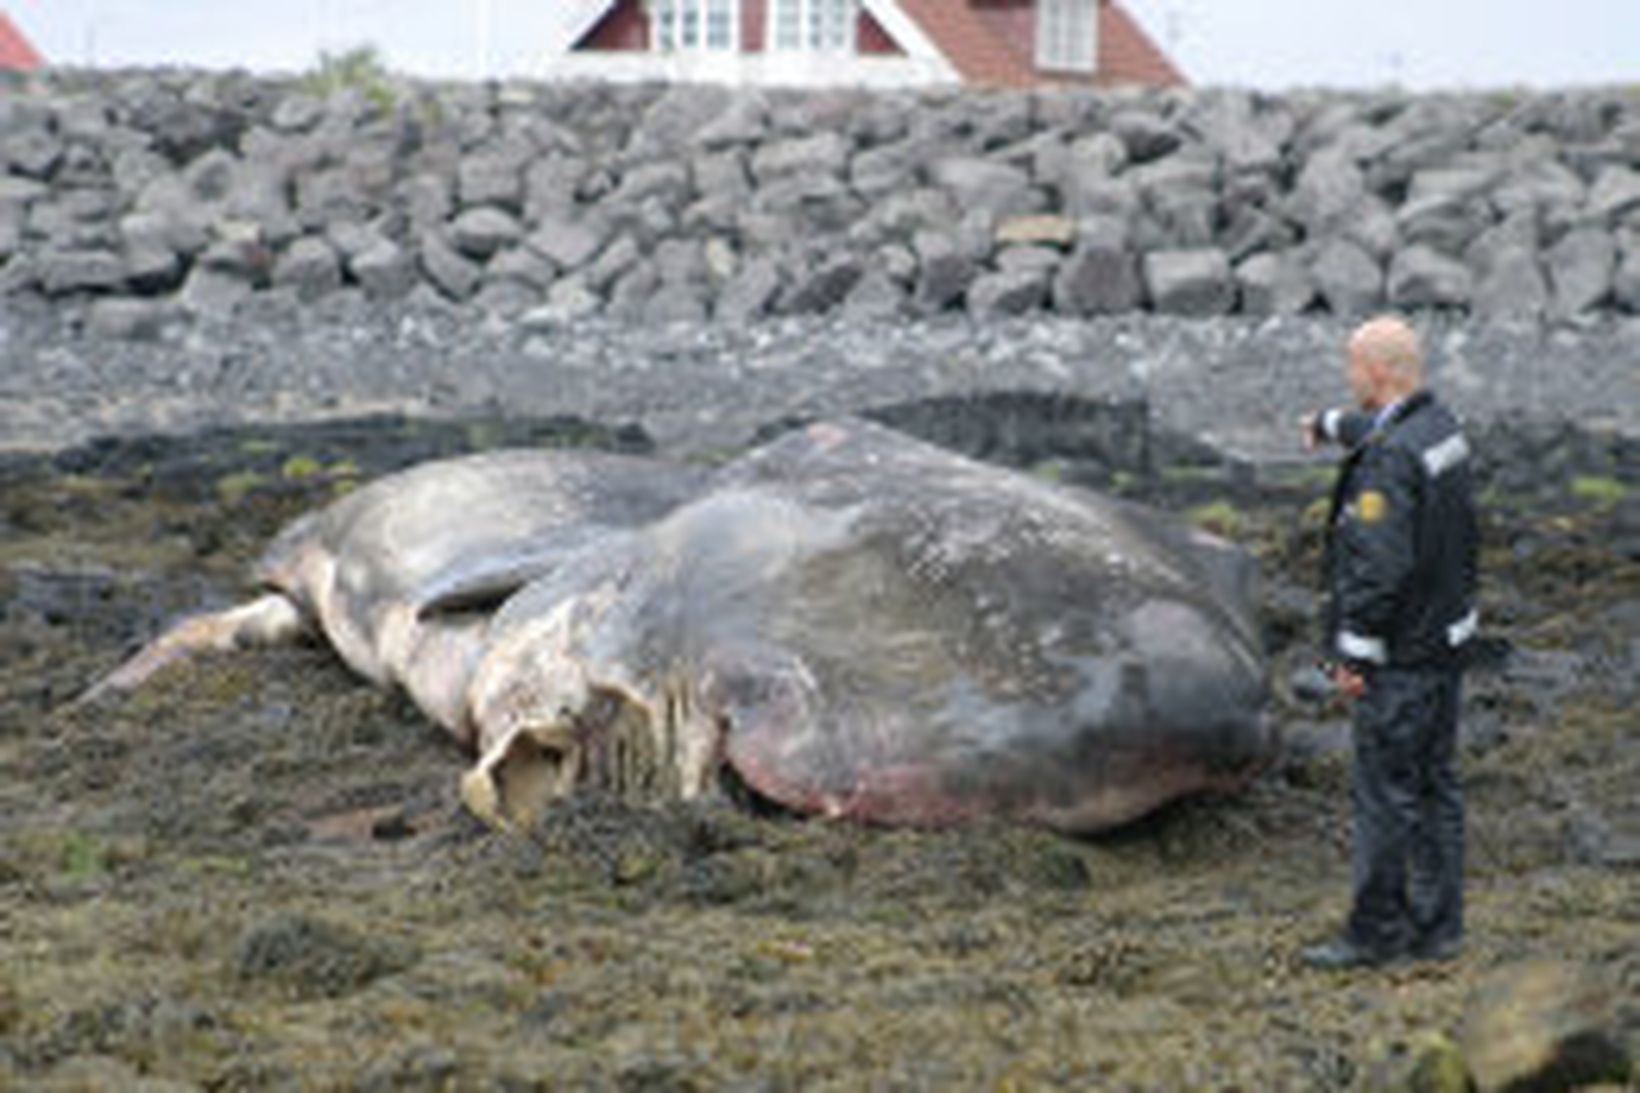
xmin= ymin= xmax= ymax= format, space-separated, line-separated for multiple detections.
xmin=87 ymin=419 xmax=1274 ymax=833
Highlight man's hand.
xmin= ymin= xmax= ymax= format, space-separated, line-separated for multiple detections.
xmin=1301 ymin=412 xmax=1321 ymax=451
xmin=1331 ymin=663 xmax=1367 ymax=699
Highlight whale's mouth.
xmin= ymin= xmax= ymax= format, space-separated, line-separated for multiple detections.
xmin=460 ymin=681 xmax=722 ymax=829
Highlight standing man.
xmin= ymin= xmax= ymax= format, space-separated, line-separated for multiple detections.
xmin=1300 ymin=315 xmax=1480 ymax=970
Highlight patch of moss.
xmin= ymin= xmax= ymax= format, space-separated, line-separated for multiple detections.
xmin=1569 ymin=474 xmax=1627 ymax=506
xmin=215 ymin=470 xmax=269 ymax=505
xmin=280 ymin=455 xmax=324 ymax=481
xmin=1188 ymin=500 xmax=1244 ymax=538
xmin=59 ymin=831 xmax=106 ymax=879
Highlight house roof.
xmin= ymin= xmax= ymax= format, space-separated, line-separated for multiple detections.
xmin=564 ymin=1 xmax=1183 ymax=88
xmin=895 ymin=0 xmax=1184 ymax=88
xmin=0 ymin=10 xmax=43 ymax=71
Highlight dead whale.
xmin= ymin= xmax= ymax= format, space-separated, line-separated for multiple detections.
xmin=86 ymin=420 xmax=1273 ymax=834
xmin=457 ymin=419 xmax=1273 ymax=833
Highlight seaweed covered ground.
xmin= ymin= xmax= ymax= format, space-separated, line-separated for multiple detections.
xmin=0 ymin=416 xmax=1634 ymax=1091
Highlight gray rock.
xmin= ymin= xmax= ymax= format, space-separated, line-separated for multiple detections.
xmin=1063 ymin=174 xmax=1141 ymax=224
xmin=37 ymin=249 xmax=127 ymax=295
xmin=1473 ymin=250 xmax=1549 ymax=322
xmin=694 ymin=94 xmax=770 ymax=148
xmin=272 ymin=236 xmax=343 ymax=300
xmin=177 ymin=265 xmax=252 ymax=317
xmin=457 ymin=151 xmax=526 ymax=211
xmin=1460 ymin=961 xmax=1631 ymax=1093
xmin=526 ymin=275 xmax=602 ymax=325
xmin=1147 ymin=187 xmax=1220 ymax=249
xmin=524 ymin=214 xmax=609 ymax=272
xmin=860 ymin=188 xmax=960 ymax=244
xmin=714 ymin=256 xmax=782 ymax=324
xmin=966 ymin=268 xmax=1047 ymax=318
xmin=486 ymin=245 xmax=557 ymax=292
xmin=1110 ymin=109 xmax=1182 ymax=163
xmin=630 ymin=83 xmax=734 ymax=157
xmin=609 ymin=161 xmax=691 ymax=208
xmin=0 ymin=204 xmax=23 ymax=260
xmin=912 ymin=231 xmax=973 ymax=313
xmin=841 ymin=269 xmax=907 ymax=321
xmin=1493 ymin=158 xmax=1586 ymax=220
xmin=585 ymin=235 xmax=640 ymax=292
xmin=1546 ymin=228 xmax=1615 ymax=317
xmin=1052 ymin=239 xmax=1141 ymax=316
xmin=1235 ymin=251 xmax=1315 ymax=315
xmin=750 ymin=173 xmax=861 ymax=233
xmin=930 ymin=157 xmax=1039 ymax=220
xmin=523 ymin=155 xmax=590 ymax=221
xmin=1396 ymin=190 xmax=1493 ymax=255
xmin=1144 ymin=248 xmax=1236 ymax=316
xmin=418 ymin=231 xmax=482 ymax=301
xmin=349 ymin=239 xmax=415 ymax=298
xmin=751 ymin=132 xmax=850 ymax=184
xmin=1615 ymin=238 xmax=1640 ymax=313
xmin=1184 ymin=90 xmax=1287 ymax=175
xmin=1387 ymin=244 xmax=1472 ymax=309
xmin=1289 ymin=147 xmax=1366 ymax=233
xmin=5 ymin=128 xmax=65 ymax=179
xmin=122 ymin=244 xmax=182 ymax=293
xmin=448 ymin=207 xmax=523 ymax=260
xmin=643 ymin=280 xmax=709 ymax=324
xmin=1587 ymin=165 xmax=1640 ymax=224
xmin=1221 ymin=205 xmax=1300 ymax=263
xmin=1311 ymin=238 xmax=1383 ymax=315
xmin=778 ymin=254 xmax=863 ymax=315
xmin=849 ymin=138 xmax=927 ymax=200
xmin=270 ymin=93 xmax=324 ymax=133
xmin=995 ymin=244 xmax=1063 ymax=276
xmin=198 ymin=223 xmax=274 ymax=282
xmin=690 ymin=149 xmax=751 ymax=202
xmin=479 ymin=280 xmax=548 ymax=335
xmin=398 ymin=172 xmax=453 ymax=231
xmin=86 ymin=296 xmax=185 ymax=340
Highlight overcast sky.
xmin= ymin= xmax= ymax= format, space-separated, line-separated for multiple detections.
xmin=9 ymin=0 xmax=1638 ymax=91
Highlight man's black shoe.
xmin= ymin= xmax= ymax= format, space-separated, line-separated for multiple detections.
xmin=1409 ymin=936 xmax=1462 ymax=963
xmin=1298 ymin=937 xmax=1402 ymax=970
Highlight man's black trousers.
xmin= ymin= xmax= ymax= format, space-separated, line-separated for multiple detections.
xmin=1347 ymin=664 xmax=1465 ymax=955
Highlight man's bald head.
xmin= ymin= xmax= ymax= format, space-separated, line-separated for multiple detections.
xmin=1346 ymin=315 xmax=1424 ymax=409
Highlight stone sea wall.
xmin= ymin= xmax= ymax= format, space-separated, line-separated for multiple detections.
xmin=1 ymin=67 xmax=1638 ymax=336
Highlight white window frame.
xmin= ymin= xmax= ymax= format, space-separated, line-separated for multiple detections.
xmin=1035 ymin=0 xmax=1096 ymax=73
xmin=651 ymin=0 xmax=739 ymax=53
xmin=769 ymin=0 xmax=857 ymax=54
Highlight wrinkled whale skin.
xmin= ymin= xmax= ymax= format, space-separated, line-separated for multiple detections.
xmin=465 ymin=420 xmax=1273 ymax=833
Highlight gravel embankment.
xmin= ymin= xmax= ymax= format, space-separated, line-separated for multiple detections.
xmin=3 ymin=296 xmax=1637 ymax=463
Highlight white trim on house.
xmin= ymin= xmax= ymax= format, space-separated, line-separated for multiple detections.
xmin=548 ymin=0 xmax=620 ymax=57
xmin=857 ymin=0 xmax=958 ymax=77
xmin=547 ymin=49 xmax=952 ymax=87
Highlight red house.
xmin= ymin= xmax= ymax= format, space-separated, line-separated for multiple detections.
xmin=0 ymin=10 xmax=44 ymax=71
xmin=547 ymin=0 xmax=1183 ymax=89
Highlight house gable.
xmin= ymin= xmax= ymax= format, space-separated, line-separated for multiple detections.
xmin=550 ymin=0 xmax=1179 ymax=88
xmin=900 ymin=0 xmax=1184 ymax=87
xmin=0 ymin=11 xmax=44 ymax=71
xmin=575 ymin=0 xmax=903 ymax=57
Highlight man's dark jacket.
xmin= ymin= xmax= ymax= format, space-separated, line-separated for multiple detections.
xmin=1319 ymin=390 xmax=1479 ymax=670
